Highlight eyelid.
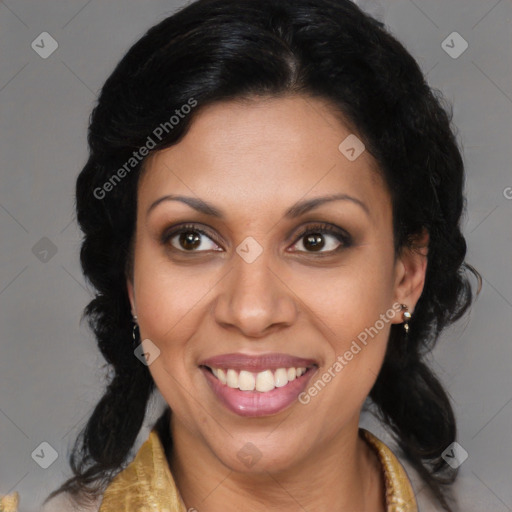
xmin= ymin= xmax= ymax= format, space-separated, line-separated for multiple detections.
xmin=289 ymin=222 xmax=352 ymax=252
xmin=292 ymin=222 xmax=351 ymax=242
xmin=160 ymin=223 xmax=222 ymax=247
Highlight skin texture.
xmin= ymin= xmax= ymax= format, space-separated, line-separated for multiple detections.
xmin=126 ymin=95 xmax=428 ymax=511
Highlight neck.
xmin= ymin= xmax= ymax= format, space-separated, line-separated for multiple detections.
xmin=168 ymin=415 xmax=385 ymax=512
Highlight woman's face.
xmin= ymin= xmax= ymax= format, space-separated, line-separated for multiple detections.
xmin=127 ymin=95 xmax=424 ymax=473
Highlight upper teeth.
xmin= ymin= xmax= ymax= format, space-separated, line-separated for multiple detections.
xmin=210 ymin=367 xmax=307 ymax=392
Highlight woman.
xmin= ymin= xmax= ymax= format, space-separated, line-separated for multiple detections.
xmin=43 ymin=0 xmax=480 ymax=510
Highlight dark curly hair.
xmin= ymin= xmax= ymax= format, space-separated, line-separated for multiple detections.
xmin=45 ymin=0 xmax=481 ymax=510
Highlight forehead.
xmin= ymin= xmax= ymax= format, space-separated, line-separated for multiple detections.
xmin=138 ymin=95 xmax=390 ymax=223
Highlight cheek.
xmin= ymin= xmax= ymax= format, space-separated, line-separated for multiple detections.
xmin=132 ymin=261 xmax=208 ymax=424
xmin=288 ymin=252 xmax=395 ymax=401
xmin=133 ymin=251 xmax=216 ymax=344
xmin=298 ymin=314 xmax=391 ymax=425
xmin=288 ymin=251 xmax=396 ymax=338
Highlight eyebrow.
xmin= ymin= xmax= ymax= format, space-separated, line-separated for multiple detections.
xmin=146 ymin=193 xmax=370 ymax=219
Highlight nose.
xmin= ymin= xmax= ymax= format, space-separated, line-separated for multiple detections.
xmin=212 ymin=246 xmax=298 ymax=338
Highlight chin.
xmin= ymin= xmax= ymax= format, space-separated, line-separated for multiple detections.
xmin=208 ymin=430 xmax=312 ymax=475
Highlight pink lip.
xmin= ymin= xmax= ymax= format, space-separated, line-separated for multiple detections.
xmin=200 ymin=352 xmax=317 ymax=372
xmin=199 ymin=353 xmax=318 ymax=417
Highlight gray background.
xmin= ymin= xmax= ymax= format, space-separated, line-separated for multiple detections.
xmin=0 ymin=0 xmax=511 ymax=511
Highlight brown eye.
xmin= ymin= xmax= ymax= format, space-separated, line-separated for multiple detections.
xmin=161 ymin=224 xmax=221 ymax=252
xmin=178 ymin=231 xmax=202 ymax=251
xmin=302 ymin=233 xmax=327 ymax=252
xmin=290 ymin=223 xmax=352 ymax=254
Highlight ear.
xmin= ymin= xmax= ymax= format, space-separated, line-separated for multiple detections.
xmin=391 ymin=228 xmax=429 ymax=322
xmin=126 ymin=277 xmax=137 ymax=318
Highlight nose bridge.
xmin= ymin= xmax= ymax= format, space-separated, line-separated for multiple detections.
xmin=214 ymin=242 xmax=297 ymax=336
xmin=234 ymin=247 xmax=274 ymax=299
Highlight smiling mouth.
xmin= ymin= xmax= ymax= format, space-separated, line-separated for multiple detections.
xmin=199 ymin=352 xmax=319 ymax=416
xmin=201 ymin=365 xmax=317 ymax=393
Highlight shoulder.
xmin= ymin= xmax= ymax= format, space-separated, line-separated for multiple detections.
xmin=360 ymin=427 xmax=447 ymax=512
xmin=398 ymin=459 xmax=448 ymax=512
xmin=99 ymin=429 xmax=188 ymax=512
xmin=360 ymin=428 xmax=419 ymax=511
xmin=40 ymin=492 xmax=101 ymax=512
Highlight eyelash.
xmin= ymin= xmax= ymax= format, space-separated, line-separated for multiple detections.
xmin=160 ymin=222 xmax=352 ymax=255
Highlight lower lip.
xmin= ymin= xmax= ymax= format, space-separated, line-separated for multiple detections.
xmin=201 ymin=367 xmax=316 ymax=417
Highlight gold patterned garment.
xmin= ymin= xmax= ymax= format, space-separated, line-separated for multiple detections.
xmin=0 ymin=491 xmax=19 ymax=512
xmin=99 ymin=428 xmax=418 ymax=512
